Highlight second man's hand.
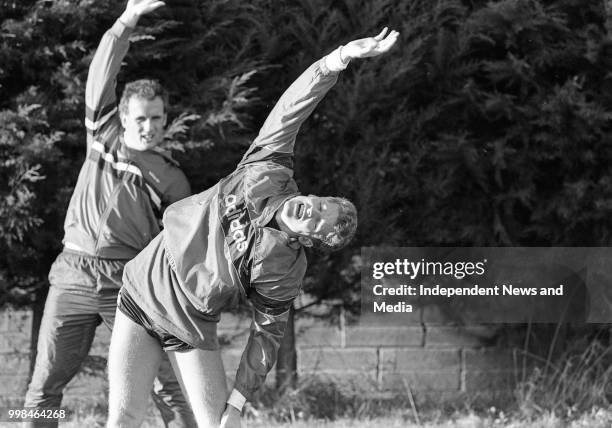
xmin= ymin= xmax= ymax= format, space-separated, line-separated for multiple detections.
xmin=220 ymin=404 xmax=242 ymax=428
xmin=120 ymin=0 xmax=165 ymax=28
xmin=340 ymin=27 xmax=400 ymax=62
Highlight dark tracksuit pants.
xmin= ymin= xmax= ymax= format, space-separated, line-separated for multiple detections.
xmin=23 ymin=252 xmax=196 ymax=428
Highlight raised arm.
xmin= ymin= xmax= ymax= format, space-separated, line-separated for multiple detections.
xmin=85 ymin=0 xmax=164 ymax=148
xmin=238 ymin=27 xmax=399 ymax=168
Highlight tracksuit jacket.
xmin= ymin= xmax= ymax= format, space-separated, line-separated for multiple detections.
xmin=59 ymin=19 xmax=190 ymax=279
xmin=123 ymin=50 xmax=345 ymax=402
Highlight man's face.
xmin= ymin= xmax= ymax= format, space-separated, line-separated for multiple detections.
xmin=279 ymin=195 xmax=340 ymax=243
xmin=121 ymin=96 xmax=167 ymax=151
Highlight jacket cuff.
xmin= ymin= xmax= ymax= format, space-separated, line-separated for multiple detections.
xmin=324 ymin=46 xmax=350 ymax=72
xmin=227 ymin=388 xmax=247 ymax=412
xmin=111 ymin=18 xmax=134 ymax=40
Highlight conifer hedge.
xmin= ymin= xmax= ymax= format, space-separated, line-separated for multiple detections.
xmin=1 ymin=0 xmax=612 ymax=316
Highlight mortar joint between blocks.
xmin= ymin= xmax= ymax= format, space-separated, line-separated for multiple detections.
xmin=460 ymin=348 xmax=467 ymax=392
xmin=339 ymin=306 xmax=346 ymax=348
xmin=376 ymin=347 xmax=383 ymax=388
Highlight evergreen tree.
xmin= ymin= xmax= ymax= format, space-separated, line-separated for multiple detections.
xmin=2 ymin=0 xmax=612 ymax=387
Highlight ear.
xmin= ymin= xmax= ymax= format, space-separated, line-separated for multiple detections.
xmin=162 ymin=112 xmax=167 ymax=127
xmin=297 ymin=236 xmax=313 ymax=247
xmin=120 ymin=112 xmax=127 ymax=128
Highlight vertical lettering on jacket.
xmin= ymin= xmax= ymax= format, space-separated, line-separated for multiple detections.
xmin=223 ymin=194 xmax=249 ymax=253
xmin=219 ymin=187 xmax=253 ymax=295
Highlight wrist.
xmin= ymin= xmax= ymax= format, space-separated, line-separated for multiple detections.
xmin=119 ymin=10 xmax=139 ymax=28
xmin=225 ymin=403 xmax=241 ymax=413
xmin=339 ymin=46 xmax=351 ymax=63
xmin=324 ymin=46 xmax=350 ymax=72
xmin=226 ymin=388 xmax=247 ymax=413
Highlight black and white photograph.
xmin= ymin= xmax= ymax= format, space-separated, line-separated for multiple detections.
xmin=0 ymin=0 xmax=611 ymax=427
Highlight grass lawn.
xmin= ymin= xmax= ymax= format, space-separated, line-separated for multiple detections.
xmin=35 ymin=406 xmax=612 ymax=428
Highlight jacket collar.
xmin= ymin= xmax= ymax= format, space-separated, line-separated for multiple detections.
xmin=257 ymin=191 xmax=300 ymax=229
xmin=118 ymin=136 xmax=179 ymax=166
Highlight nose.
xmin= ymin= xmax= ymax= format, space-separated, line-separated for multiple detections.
xmin=307 ymin=204 xmax=320 ymax=218
xmin=141 ymin=119 xmax=152 ymax=132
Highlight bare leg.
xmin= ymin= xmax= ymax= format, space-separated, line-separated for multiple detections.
xmin=100 ymin=292 xmax=195 ymax=427
xmin=167 ymin=348 xmax=228 ymax=428
xmin=107 ymin=309 xmax=163 ymax=428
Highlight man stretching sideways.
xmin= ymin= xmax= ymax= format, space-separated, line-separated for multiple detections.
xmin=107 ymin=26 xmax=399 ymax=428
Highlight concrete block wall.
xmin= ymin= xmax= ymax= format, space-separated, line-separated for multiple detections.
xmin=0 ymin=309 xmax=31 ymax=405
xmin=0 ymin=308 xmax=520 ymax=407
xmin=294 ymin=322 xmax=518 ymax=397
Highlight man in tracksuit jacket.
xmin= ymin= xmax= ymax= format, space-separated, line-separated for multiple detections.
xmin=24 ymin=1 xmax=195 ymax=427
xmin=106 ymin=27 xmax=399 ymax=428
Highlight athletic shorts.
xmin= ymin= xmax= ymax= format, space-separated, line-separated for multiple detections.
xmin=117 ymin=287 xmax=194 ymax=352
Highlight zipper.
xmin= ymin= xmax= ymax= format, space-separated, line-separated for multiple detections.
xmin=94 ymin=184 xmax=123 ymax=253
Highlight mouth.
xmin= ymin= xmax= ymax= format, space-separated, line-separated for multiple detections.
xmin=296 ymin=203 xmax=305 ymax=219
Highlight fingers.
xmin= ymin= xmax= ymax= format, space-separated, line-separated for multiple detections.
xmin=373 ymin=27 xmax=389 ymax=41
xmin=341 ymin=27 xmax=399 ymax=60
xmin=376 ymin=29 xmax=399 ymax=53
xmin=130 ymin=0 xmax=165 ymax=14
xmin=144 ymin=1 xmax=165 ymax=12
xmin=134 ymin=0 xmax=164 ymax=5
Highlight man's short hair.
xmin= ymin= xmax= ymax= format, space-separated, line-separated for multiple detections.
xmin=119 ymin=79 xmax=168 ymax=117
xmin=313 ymin=197 xmax=358 ymax=252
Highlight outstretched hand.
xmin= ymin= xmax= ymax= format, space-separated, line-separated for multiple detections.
xmin=341 ymin=27 xmax=399 ymax=61
xmin=127 ymin=0 xmax=165 ymax=16
xmin=120 ymin=0 xmax=165 ymax=28
xmin=220 ymin=405 xmax=242 ymax=428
